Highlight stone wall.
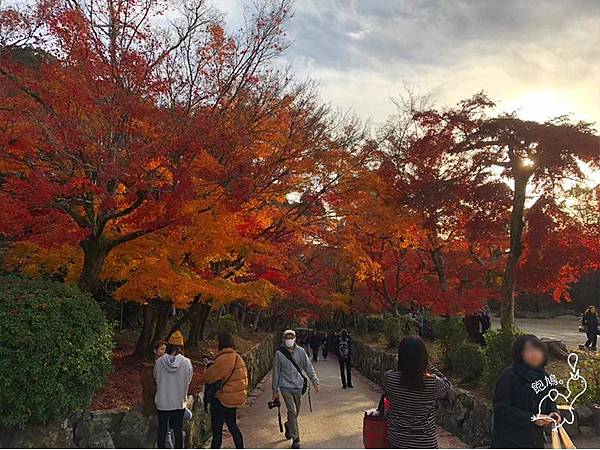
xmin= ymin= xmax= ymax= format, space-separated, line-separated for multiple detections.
xmin=351 ymin=339 xmax=493 ymax=447
xmin=1 ymin=334 xmax=276 ymax=449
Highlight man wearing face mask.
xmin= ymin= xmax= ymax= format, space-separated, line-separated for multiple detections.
xmin=272 ymin=330 xmax=319 ymax=449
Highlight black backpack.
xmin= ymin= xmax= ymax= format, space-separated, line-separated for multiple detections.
xmin=338 ymin=337 xmax=350 ymax=361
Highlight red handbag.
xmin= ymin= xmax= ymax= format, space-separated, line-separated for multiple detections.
xmin=363 ymin=411 xmax=389 ymax=448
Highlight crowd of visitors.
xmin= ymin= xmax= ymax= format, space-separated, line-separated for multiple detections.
xmin=139 ymin=308 xmax=599 ymax=449
xmin=463 ymin=308 xmax=491 ymax=345
xmin=141 ymin=330 xmax=248 ymax=449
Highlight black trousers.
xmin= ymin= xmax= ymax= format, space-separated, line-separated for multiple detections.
xmin=157 ymin=409 xmax=185 ymax=449
xmin=310 ymin=346 xmax=319 ymax=362
xmin=339 ymin=358 xmax=352 ymax=387
xmin=585 ymin=328 xmax=597 ymax=348
xmin=210 ymin=398 xmax=244 ymax=449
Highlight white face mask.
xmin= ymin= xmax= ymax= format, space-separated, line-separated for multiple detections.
xmin=284 ymin=338 xmax=296 ymax=348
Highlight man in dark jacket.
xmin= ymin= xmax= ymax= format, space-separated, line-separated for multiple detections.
xmin=337 ymin=329 xmax=353 ymax=389
xmin=309 ymin=331 xmax=321 ymax=362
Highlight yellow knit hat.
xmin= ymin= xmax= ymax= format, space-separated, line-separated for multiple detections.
xmin=168 ymin=330 xmax=185 ymax=346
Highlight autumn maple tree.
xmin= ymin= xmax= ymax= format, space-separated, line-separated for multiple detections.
xmin=375 ymin=94 xmax=510 ymax=314
xmin=2 ymin=0 xmax=600 ymax=344
xmin=474 ymin=114 xmax=600 ymax=328
xmin=0 ymin=0 xmax=296 ymax=296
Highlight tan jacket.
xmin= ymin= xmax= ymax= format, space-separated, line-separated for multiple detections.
xmin=199 ymin=348 xmax=248 ymax=408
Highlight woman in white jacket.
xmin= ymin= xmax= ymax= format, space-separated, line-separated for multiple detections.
xmin=154 ymin=331 xmax=193 ymax=449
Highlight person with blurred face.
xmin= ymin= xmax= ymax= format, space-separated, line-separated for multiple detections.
xmin=492 ymin=335 xmax=561 ymax=448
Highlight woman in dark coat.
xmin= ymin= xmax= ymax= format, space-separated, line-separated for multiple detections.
xmin=492 ymin=334 xmax=561 ymax=448
xmin=582 ymin=305 xmax=598 ymax=351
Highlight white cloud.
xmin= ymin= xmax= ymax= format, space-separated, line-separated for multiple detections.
xmin=216 ymin=0 xmax=600 ymax=127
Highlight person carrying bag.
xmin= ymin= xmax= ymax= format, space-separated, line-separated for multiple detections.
xmin=198 ymin=331 xmax=248 ymax=449
xmin=363 ymin=395 xmax=389 ymax=448
xmin=272 ymin=330 xmax=319 ymax=449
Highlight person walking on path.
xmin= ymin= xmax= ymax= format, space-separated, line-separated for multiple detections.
xmin=581 ymin=305 xmax=598 ymax=351
xmin=337 ymin=329 xmax=353 ymax=389
xmin=154 ymin=331 xmax=193 ymax=449
xmin=479 ymin=308 xmax=491 ymax=346
xmin=492 ymin=334 xmax=561 ymax=448
xmin=198 ymin=331 xmax=248 ymax=449
xmin=383 ymin=336 xmax=451 ymax=448
xmin=309 ymin=331 xmax=321 ymax=362
xmin=321 ymin=332 xmax=329 ymax=360
xmin=272 ymin=330 xmax=319 ymax=449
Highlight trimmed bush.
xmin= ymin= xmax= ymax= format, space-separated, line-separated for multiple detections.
xmin=217 ymin=314 xmax=238 ymax=334
xmin=571 ymin=358 xmax=600 ymax=404
xmin=0 ymin=276 xmax=113 ymax=428
xmin=452 ymin=342 xmax=485 ymax=381
xmin=432 ymin=317 xmax=468 ymax=368
xmin=356 ymin=315 xmax=385 ymax=336
xmin=382 ymin=315 xmax=417 ymax=348
xmin=482 ymin=327 xmax=522 ymax=393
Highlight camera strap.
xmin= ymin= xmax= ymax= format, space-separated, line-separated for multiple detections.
xmin=277 ymin=347 xmax=308 ymax=395
xmin=277 ymin=406 xmax=283 ymax=433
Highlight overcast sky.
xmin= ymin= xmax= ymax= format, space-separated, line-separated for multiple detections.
xmin=219 ymin=0 xmax=600 ymax=127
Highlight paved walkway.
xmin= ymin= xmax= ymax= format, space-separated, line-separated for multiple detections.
xmin=223 ymin=354 xmax=466 ymax=448
xmin=491 ymin=316 xmax=582 ymax=349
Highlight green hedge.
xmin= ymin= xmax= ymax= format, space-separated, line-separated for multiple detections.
xmin=382 ymin=315 xmax=417 ymax=348
xmin=0 ymin=276 xmax=113 ymax=428
xmin=217 ymin=314 xmax=239 ymax=334
xmin=482 ymin=327 xmax=522 ymax=393
xmin=452 ymin=342 xmax=485 ymax=381
xmin=432 ymin=317 xmax=467 ymax=368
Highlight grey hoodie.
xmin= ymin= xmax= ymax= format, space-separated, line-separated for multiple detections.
xmin=272 ymin=344 xmax=318 ymax=395
xmin=154 ymin=353 xmax=193 ymax=411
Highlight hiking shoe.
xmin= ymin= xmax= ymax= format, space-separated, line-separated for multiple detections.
xmin=284 ymin=422 xmax=291 ymax=440
xmin=342 ymin=385 xmax=347 ymax=389
xmin=348 ymin=384 xmax=354 ymax=388
xmin=292 ymin=439 xmax=301 ymax=449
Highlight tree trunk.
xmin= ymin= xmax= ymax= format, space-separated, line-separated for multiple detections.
xmin=187 ymin=303 xmax=211 ymax=348
xmin=268 ymin=314 xmax=277 ymax=332
xmin=213 ymin=306 xmax=225 ymax=333
xmin=239 ymin=306 xmax=247 ymax=329
xmin=501 ymin=174 xmax=529 ymax=329
xmin=432 ymin=247 xmax=448 ymax=291
xmin=252 ymin=310 xmax=261 ymax=331
xmin=134 ymin=301 xmax=158 ymax=357
xmin=152 ymin=300 xmax=173 ymax=344
xmin=78 ymin=236 xmax=110 ymax=297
